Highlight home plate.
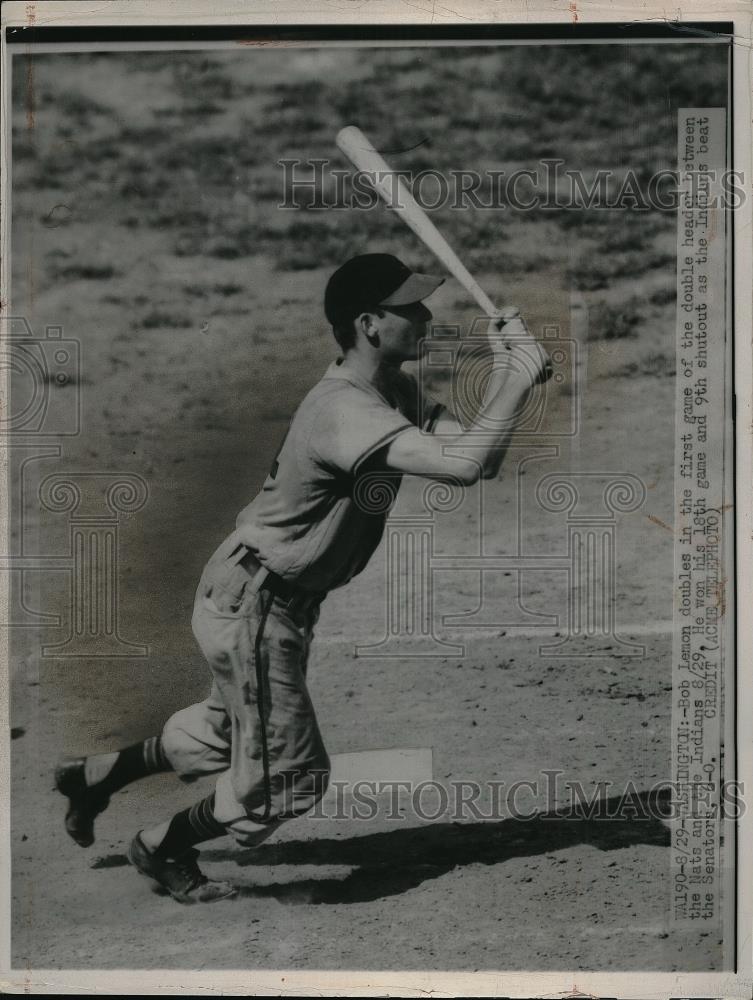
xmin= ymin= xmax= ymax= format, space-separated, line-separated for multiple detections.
xmin=289 ymin=747 xmax=434 ymax=832
xmin=325 ymin=746 xmax=433 ymax=791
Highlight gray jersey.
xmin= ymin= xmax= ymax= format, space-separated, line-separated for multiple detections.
xmin=235 ymin=360 xmax=443 ymax=593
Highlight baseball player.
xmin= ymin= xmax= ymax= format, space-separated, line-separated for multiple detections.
xmin=55 ymin=253 xmax=549 ymax=903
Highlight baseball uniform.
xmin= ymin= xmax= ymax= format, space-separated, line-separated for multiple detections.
xmin=161 ymin=359 xmax=444 ymax=843
xmin=55 ymin=253 xmax=451 ymax=904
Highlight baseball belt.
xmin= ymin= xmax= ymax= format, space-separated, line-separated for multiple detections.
xmin=235 ymin=545 xmax=324 ymax=616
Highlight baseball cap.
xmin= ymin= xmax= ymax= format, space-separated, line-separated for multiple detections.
xmin=324 ymin=253 xmax=444 ymax=327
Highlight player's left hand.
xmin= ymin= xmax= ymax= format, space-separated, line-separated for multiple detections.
xmin=487 ymin=308 xmax=553 ymax=385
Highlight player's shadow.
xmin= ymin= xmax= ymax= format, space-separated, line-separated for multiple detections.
xmin=203 ymin=790 xmax=671 ymax=905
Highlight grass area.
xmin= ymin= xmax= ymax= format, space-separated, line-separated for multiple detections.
xmin=13 ymin=45 xmax=725 ymax=266
xmin=11 ymin=44 xmax=726 ymax=375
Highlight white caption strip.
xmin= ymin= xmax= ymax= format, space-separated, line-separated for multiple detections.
xmin=671 ymin=107 xmax=728 ymax=933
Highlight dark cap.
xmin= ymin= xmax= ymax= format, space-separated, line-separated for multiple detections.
xmin=324 ymin=253 xmax=444 ymax=327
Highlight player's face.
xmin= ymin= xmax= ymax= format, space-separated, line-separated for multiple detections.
xmin=379 ymin=302 xmax=432 ymax=361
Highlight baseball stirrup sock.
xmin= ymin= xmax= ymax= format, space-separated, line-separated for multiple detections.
xmin=154 ymin=793 xmax=226 ymax=858
xmin=85 ymin=737 xmax=172 ymax=795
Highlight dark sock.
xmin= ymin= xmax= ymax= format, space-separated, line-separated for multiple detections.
xmin=154 ymin=794 xmax=226 ymax=859
xmin=89 ymin=737 xmax=172 ymax=796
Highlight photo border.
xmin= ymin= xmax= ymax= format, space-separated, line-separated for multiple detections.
xmin=1 ymin=2 xmax=750 ymax=996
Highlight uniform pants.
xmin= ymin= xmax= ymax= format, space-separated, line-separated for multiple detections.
xmin=161 ymin=532 xmax=330 ymax=846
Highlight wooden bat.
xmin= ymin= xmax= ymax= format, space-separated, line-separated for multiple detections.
xmin=335 ymin=125 xmax=512 ymax=320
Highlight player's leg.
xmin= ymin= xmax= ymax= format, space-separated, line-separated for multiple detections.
xmin=123 ymin=565 xmax=248 ymax=903
xmin=159 ymin=683 xmax=232 ymax=781
xmin=121 ymin=685 xmax=240 ymax=903
xmin=126 ymin=779 xmax=283 ymax=905
xmin=55 ymin=687 xmax=230 ymax=848
xmin=126 ymin=586 xmax=328 ymax=903
xmin=127 ymin=789 xmax=237 ymax=904
xmin=220 ymin=596 xmax=330 ymax=828
xmin=55 ymin=735 xmax=173 ymax=848
xmin=57 ymin=671 xmax=236 ymax=849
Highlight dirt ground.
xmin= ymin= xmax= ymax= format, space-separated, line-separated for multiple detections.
xmin=8 ymin=45 xmax=729 ymax=972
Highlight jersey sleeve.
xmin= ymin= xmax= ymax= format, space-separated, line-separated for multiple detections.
xmin=394 ymin=372 xmax=446 ymax=433
xmin=309 ymin=388 xmax=414 ymax=476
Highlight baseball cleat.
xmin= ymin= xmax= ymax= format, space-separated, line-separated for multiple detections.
xmin=127 ymin=833 xmax=238 ymax=904
xmin=54 ymin=757 xmax=111 ymax=848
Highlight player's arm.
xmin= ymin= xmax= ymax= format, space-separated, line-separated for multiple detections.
xmin=384 ymin=314 xmax=548 ymax=485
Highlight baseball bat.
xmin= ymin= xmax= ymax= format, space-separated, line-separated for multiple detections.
xmin=336 ymin=125 xmax=506 ymax=319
